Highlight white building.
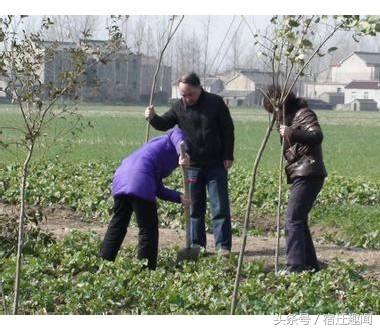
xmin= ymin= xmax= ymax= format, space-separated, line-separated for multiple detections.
xmin=303 ymin=81 xmax=345 ymax=99
xmin=332 ymin=52 xmax=380 ymax=83
xmin=220 ymin=69 xmax=274 ymax=106
xmin=344 ymin=80 xmax=380 ymax=107
xmin=0 ymin=76 xmax=8 ymax=99
xmin=303 ymin=51 xmax=380 ymax=101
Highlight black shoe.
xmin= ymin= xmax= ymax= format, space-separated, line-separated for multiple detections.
xmin=286 ymin=265 xmax=305 ymax=273
xmin=277 ymin=266 xmax=301 ymax=275
xmin=316 ymin=260 xmax=329 ymax=271
xmin=304 ymin=261 xmax=328 ymax=273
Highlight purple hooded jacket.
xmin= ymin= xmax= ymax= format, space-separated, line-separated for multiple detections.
xmin=112 ymin=127 xmax=187 ymax=203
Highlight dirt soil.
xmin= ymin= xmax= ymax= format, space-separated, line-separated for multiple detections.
xmin=2 ymin=203 xmax=380 ymax=278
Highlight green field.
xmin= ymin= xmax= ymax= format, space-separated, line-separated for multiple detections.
xmin=1 ymin=102 xmax=380 ymax=248
xmin=1 ymin=103 xmax=380 ymax=315
xmin=1 ymin=103 xmax=380 ymax=179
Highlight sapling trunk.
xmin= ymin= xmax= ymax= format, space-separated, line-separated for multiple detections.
xmin=0 ymin=280 xmax=8 ymax=314
xmin=13 ymin=143 xmax=34 ymax=315
xmin=230 ymin=115 xmax=276 ymax=315
xmin=145 ymin=16 xmax=184 ymax=142
xmin=274 ymin=106 xmax=285 ymax=273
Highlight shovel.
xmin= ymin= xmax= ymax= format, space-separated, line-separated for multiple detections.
xmin=176 ymin=141 xmax=200 ymax=264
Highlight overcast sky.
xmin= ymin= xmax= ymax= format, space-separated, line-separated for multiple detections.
xmin=3 ymin=13 xmax=380 ymax=76
xmin=87 ymin=15 xmax=271 ymax=53
xmin=9 ymin=15 xmax=272 ymax=73
xmin=127 ymin=15 xmax=271 ymax=51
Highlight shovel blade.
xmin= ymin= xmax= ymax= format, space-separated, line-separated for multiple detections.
xmin=176 ymin=246 xmax=201 ymax=264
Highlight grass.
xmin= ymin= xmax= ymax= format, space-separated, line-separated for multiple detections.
xmin=1 ymin=102 xmax=380 ymax=249
xmin=310 ymin=204 xmax=380 ymax=249
xmin=0 ymin=230 xmax=379 ymax=314
xmin=1 ymin=103 xmax=379 ymax=315
xmin=1 ymin=103 xmax=380 ymax=179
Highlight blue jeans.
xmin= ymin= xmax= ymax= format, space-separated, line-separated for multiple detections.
xmin=187 ymin=166 xmax=232 ymax=250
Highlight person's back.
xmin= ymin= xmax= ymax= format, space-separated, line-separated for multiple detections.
xmin=112 ymin=127 xmax=186 ymax=202
xmin=283 ymin=106 xmax=327 ymax=183
xmin=100 ymin=127 xmax=189 ymax=270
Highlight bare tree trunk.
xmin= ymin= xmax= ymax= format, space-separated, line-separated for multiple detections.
xmin=274 ymin=136 xmax=285 ymax=274
xmin=12 ymin=142 xmax=34 ymax=315
xmin=0 ymin=280 xmax=7 ymax=314
xmin=202 ymin=16 xmax=211 ymax=84
xmin=121 ymin=16 xmax=129 ymax=49
xmin=145 ymin=16 xmax=184 ymax=142
xmin=230 ymin=115 xmax=276 ymax=315
xmin=274 ymin=99 xmax=290 ymax=273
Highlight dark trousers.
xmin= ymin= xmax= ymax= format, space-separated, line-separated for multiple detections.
xmin=285 ymin=177 xmax=324 ymax=272
xmin=99 ymin=195 xmax=159 ymax=270
xmin=187 ymin=166 xmax=232 ymax=250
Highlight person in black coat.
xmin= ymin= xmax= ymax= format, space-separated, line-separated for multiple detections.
xmin=264 ymin=85 xmax=327 ymax=273
xmin=145 ymin=72 xmax=235 ymax=254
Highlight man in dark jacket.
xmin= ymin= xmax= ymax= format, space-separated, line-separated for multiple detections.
xmin=145 ymin=72 xmax=235 ymax=254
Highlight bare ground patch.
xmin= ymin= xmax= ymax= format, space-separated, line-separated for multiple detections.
xmin=1 ymin=202 xmax=380 ymax=278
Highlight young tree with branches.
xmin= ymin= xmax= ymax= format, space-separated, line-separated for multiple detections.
xmin=230 ymin=14 xmax=380 ymax=315
xmin=0 ymin=15 xmax=125 ymax=314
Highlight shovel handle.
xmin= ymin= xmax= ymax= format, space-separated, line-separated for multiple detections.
xmin=179 ymin=141 xmax=186 ymax=157
xmin=179 ymin=141 xmax=189 ymax=198
xmin=179 ymin=141 xmax=191 ymax=248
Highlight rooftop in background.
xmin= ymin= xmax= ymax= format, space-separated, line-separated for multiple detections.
xmin=219 ymin=90 xmax=254 ymax=97
xmin=351 ymin=98 xmax=378 ymax=102
xmin=354 ymin=51 xmax=380 ymax=66
xmin=318 ymin=51 xmax=380 ymax=75
xmin=345 ymin=80 xmax=380 ymax=89
xmin=42 ymin=39 xmax=131 ymax=51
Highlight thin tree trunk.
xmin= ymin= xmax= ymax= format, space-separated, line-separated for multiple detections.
xmin=274 ymin=139 xmax=285 ymax=274
xmin=274 ymin=105 xmax=286 ymax=274
xmin=230 ymin=115 xmax=275 ymax=315
xmin=203 ymin=16 xmax=211 ymax=84
xmin=12 ymin=142 xmax=34 ymax=315
xmin=0 ymin=280 xmax=7 ymax=314
xmin=145 ymin=15 xmax=184 ymax=142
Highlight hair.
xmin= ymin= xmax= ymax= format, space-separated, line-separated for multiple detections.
xmin=178 ymin=72 xmax=201 ymax=87
xmin=263 ymin=85 xmax=308 ymax=120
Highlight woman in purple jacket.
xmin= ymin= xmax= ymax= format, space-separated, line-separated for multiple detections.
xmin=99 ymin=127 xmax=190 ymax=269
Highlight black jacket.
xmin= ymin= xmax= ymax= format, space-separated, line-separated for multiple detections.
xmin=149 ymin=89 xmax=235 ymax=167
xmin=282 ymin=107 xmax=328 ymax=183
